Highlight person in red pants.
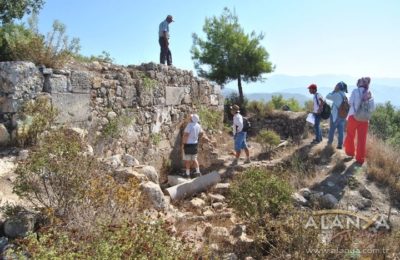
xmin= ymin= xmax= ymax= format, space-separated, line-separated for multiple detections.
xmin=344 ymin=77 xmax=374 ymax=165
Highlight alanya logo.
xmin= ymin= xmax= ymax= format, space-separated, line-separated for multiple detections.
xmin=304 ymin=210 xmax=390 ymax=231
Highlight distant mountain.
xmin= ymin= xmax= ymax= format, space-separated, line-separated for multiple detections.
xmin=222 ymin=88 xmax=309 ymax=105
xmin=223 ymin=74 xmax=400 ymax=106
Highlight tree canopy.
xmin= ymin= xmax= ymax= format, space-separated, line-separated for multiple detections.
xmin=0 ymin=0 xmax=45 ymax=24
xmin=191 ymin=7 xmax=274 ymax=105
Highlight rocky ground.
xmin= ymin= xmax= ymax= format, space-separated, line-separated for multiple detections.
xmin=1 ymin=130 xmax=399 ymax=258
xmin=0 ymin=149 xmax=21 ymax=214
xmin=160 ymin=131 xmax=400 ymax=257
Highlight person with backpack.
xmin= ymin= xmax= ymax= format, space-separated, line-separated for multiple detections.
xmin=326 ymin=81 xmax=349 ymax=149
xmin=308 ymin=84 xmax=324 ymax=144
xmin=230 ymin=104 xmax=251 ymax=165
xmin=344 ymin=77 xmax=375 ymax=165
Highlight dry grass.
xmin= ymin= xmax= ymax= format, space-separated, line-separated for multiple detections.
xmin=366 ymin=135 xmax=400 ymax=201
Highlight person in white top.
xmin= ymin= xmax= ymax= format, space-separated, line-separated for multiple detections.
xmin=344 ymin=77 xmax=374 ymax=165
xmin=230 ymin=104 xmax=250 ymax=165
xmin=308 ymin=84 xmax=324 ymax=144
xmin=181 ymin=114 xmax=207 ymax=178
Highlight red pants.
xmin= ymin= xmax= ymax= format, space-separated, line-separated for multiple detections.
xmin=344 ymin=115 xmax=369 ymax=164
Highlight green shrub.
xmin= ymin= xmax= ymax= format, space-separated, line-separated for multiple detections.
xmin=13 ymin=128 xmax=92 ymax=213
xmin=285 ymin=97 xmax=302 ymax=112
xmin=0 ymin=17 xmax=80 ymax=68
xmin=13 ymin=126 xmax=143 ymax=220
xmin=142 ymin=77 xmax=157 ymax=92
xmin=229 ymin=168 xmax=292 ymax=224
xmin=246 ymin=100 xmax=273 ymax=117
xmin=370 ymin=102 xmax=400 ymax=147
xmin=224 ymin=92 xmax=249 ymax=120
xmin=9 ymin=220 xmax=193 ymax=259
xmin=73 ymin=51 xmax=114 ymax=63
xmin=267 ymin=95 xmax=302 ymax=112
xmin=304 ymin=100 xmax=314 ymax=112
xmin=150 ymin=132 xmax=162 ymax=145
xmin=102 ymin=118 xmax=119 ymax=138
xmin=136 ymin=72 xmax=157 ymax=92
xmin=198 ymin=106 xmax=223 ymax=131
xmin=0 ymin=23 xmax=40 ymax=61
xmin=102 ymin=114 xmax=134 ymax=138
xmin=16 ymin=96 xmax=59 ymax=146
xmin=269 ymin=95 xmax=285 ymax=110
xmin=255 ymin=129 xmax=280 ymax=153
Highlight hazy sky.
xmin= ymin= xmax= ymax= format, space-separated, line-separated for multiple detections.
xmin=32 ymin=0 xmax=400 ymax=78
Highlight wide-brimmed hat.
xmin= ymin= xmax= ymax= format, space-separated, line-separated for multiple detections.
xmin=230 ymin=104 xmax=240 ymax=112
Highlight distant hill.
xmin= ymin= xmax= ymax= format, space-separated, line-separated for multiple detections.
xmin=222 ymin=88 xmax=309 ymax=105
xmin=223 ymin=74 xmax=400 ymax=106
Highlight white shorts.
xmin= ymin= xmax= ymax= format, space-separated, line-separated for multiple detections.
xmin=183 ymin=153 xmax=198 ymax=161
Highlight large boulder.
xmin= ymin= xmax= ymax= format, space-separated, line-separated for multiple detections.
xmin=0 ymin=62 xmax=43 ymax=100
xmin=0 ymin=124 xmax=10 ymax=146
xmin=140 ymin=181 xmax=167 ymax=210
xmin=3 ymin=213 xmax=36 ymax=238
xmin=140 ymin=166 xmax=159 ymax=184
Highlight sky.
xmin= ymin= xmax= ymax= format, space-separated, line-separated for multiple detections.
xmin=28 ymin=0 xmax=400 ymax=80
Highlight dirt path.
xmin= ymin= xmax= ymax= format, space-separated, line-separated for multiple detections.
xmin=304 ymin=142 xmax=400 ymax=230
xmin=0 ymin=153 xmax=22 ymax=220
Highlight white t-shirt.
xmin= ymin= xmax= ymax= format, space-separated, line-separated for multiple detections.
xmin=232 ymin=113 xmax=243 ymax=134
xmin=313 ymin=93 xmax=323 ymax=113
xmin=184 ymin=122 xmax=203 ymax=144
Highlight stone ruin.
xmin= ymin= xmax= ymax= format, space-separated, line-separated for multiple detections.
xmin=0 ymin=61 xmax=224 ymax=181
xmin=0 ymin=61 xmax=309 ymax=181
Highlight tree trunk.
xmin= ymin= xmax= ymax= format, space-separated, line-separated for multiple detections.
xmin=237 ymin=76 xmax=244 ymax=106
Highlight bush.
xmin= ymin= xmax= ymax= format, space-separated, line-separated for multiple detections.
xmin=150 ymin=132 xmax=162 ymax=145
xmin=229 ymin=168 xmax=292 ymax=224
xmin=366 ymin=135 xmax=400 ymax=202
xmin=0 ymin=17 xmax=80 ymax=68
xmin=102 ymin=114 xmax=134 ymax=138
xmin=13 ymin=126 xmax=143 ymax=227
xmin=267 ymin=95 xmax=302 ymax=112
xmin=370 ymin=102 xmax=400 ymax=148
xmin=304 ymin=100 xmax=314 ymax=112
xmin=16 ymin=95 xmax=59 ymax=146
xmin=246 ymin=100 xmax=273 ymax=117
xmin=13 ymin=128 xmax=93 ymax=214
xmin=73 ymin=51 xmax=114 ymax=63
xmin=0 ymin=23 xmax=41 ymax=61
xmin=224 ymin=92 xmax=248 ymax=120
xmin=255 ymin=129 xmax=280 ymax=153
xmin=8 ymin=220 xmax=193 ymax=259
xmin=198 ymin=106 xmax=223 ymax=131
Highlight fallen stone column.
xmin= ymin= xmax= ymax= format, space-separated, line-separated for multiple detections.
xmin=166 ymin=171 xmax=221 ymax=201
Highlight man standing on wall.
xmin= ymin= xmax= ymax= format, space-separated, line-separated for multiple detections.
xmin=159 ymin=15 xmax=173 ymax=66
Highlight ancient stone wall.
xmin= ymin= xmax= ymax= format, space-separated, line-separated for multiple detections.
xmin=249 ymin=111 xmax=308 ymax=142
xmin=0 ymin=61 xmax=224 ymax=180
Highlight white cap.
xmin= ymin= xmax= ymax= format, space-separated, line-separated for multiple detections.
xmin=191 ymin=114 xmax=199 ymax=123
